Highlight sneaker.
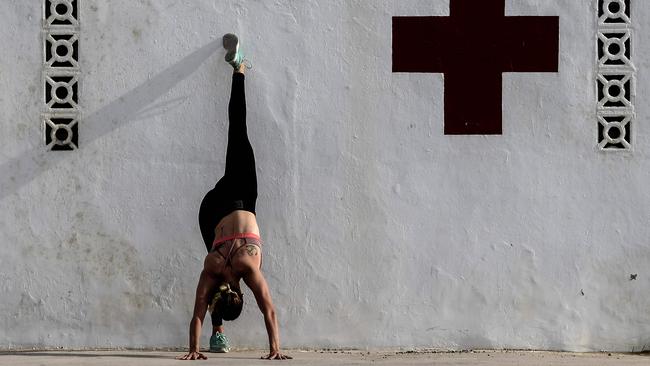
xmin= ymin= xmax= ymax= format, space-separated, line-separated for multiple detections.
xmin=209 ymin=332 xmax=230 ymax=353
xmin=222 ymin=33 xmax=252 ymax=70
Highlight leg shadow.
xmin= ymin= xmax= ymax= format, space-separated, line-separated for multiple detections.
xmin=0 ymin=39 xmax=221 ymax=201
xmin=0 ymin=351 xmax=172 ymax=359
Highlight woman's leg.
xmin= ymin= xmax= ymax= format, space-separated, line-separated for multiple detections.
xmin=211 ymin=313 xmax=224 ymax=333
xmin=223 ymin=68 xmax=258 ymax=209
xmin=207 ymin=68 xmax=254 ymax=341
xmin=209 ymin=311 xmax=227 ymax=352
xmin=197 ymin=67 xmax=255 ymax=250
xmin=198 ymin=190 xmax=218 ymax=251
xmin=198 ymin=192 xmax=225 ymax=334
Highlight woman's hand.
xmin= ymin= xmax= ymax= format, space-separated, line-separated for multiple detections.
xmin=261 ymin=351 xmax=293 ymax=360
xmin=176 ymin=351 xmax=208 ymax=360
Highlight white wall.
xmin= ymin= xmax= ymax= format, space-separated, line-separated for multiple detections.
xmin=1 ymin=0 xmax=649 ymax=352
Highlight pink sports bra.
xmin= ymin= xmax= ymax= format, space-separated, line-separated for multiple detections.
xmin=210 ymin=232 xmax=262 ymax=268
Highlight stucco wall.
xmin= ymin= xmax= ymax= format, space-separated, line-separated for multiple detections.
xmin=1 ymin=0 xmax=649 ymax=351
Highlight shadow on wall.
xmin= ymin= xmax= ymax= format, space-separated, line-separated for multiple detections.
xmin=0 ymin=39 xmax=222 ymax=201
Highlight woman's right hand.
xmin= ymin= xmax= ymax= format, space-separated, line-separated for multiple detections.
xmin=176 ymin=351 xmax=208 ymax=360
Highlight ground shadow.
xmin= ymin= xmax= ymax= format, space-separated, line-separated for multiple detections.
xmin=0 ymin=352 xmax=170 ymax=359
xmin=0 ymin=39 xmax=221 ymax=201
xmin=0 ymin=351 xmax=268 ymax=361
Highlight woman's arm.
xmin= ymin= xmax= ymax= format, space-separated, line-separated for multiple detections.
xmin=243 ymin=268 xmax=292 ymax=360
xmin=177 ymin=269 xmax=216 ymax=360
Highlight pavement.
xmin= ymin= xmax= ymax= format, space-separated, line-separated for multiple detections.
xmin=0 ymin=350 xmax=649 ymax=366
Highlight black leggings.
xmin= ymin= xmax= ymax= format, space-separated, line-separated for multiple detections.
xmin=198 ymin=73 xmax=258 ymax=327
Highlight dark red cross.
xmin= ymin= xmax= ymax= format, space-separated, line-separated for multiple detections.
xmin=393 ymin=0 xmax=559 ymax=135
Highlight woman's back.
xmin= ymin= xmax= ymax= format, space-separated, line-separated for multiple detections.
xmin=214 ymin=210 xmax=260 ymax=240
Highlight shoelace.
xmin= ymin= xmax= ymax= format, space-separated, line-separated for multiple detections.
xmin=238 ymin=54 xmax=252 ymax=70
xmin=242 ymin=58 xmax=253 ymax=69
xmin=229 ymin=49 xmax=253 ymax=70
xmin=215 ymin=333 xmax=228 ymax=343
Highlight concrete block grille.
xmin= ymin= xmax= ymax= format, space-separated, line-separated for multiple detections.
xmin=598 ymin=30 xmax=631 ymax=67
xmin=598 ymin=113 xmax=632 ymax=150
xmin=597 ymin=72 xmax=633 ymax=109
xmin=44 ymin=115 xmax=79 ymax=151
xmin=597 ymin=0 xmax=635 ymax=151
xmin=598 ymin=0 xmax=630 ymax=25
xmin=44 ymin=31 xmax=79 ymax=69
xmin=42 ymin=0 xmax=79 ymax=151
xmin=44 ymin=0 xmax=78 ymax=28
xmin=44 ymin=74 xmax=79 ymax=110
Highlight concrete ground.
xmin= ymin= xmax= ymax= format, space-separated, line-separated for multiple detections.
xmin=1 ymin=350 xmax=649 ymax=366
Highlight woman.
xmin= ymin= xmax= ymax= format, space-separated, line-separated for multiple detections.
xmin=178 ymin=34 xmax=291 ymax=361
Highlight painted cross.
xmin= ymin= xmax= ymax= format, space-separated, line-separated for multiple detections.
xmin=393 ymin=0 xmax=559 ymax=135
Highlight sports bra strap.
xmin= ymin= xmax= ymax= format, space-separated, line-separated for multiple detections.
xmin=211 ymin=232 xmax=260 ymax=251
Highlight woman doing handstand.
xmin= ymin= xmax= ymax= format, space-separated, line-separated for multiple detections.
xmin=178 ymin=34 xmax=291 ymax=361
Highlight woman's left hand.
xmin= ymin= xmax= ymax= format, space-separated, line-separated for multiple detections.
xmin=176 ymin=351 xmax=208 ymax=360
xmin=261 ymin=351 xmax=293 ymax=360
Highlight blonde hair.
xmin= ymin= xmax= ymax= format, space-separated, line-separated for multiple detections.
xmin=208 ymin=283 xmax=243 ymax=321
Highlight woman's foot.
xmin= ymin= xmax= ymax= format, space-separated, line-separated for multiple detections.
xmin=209 ymin=332 xmax=230 ymax=353
xmin=223 ymin=33 xmax=252 ymax=71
